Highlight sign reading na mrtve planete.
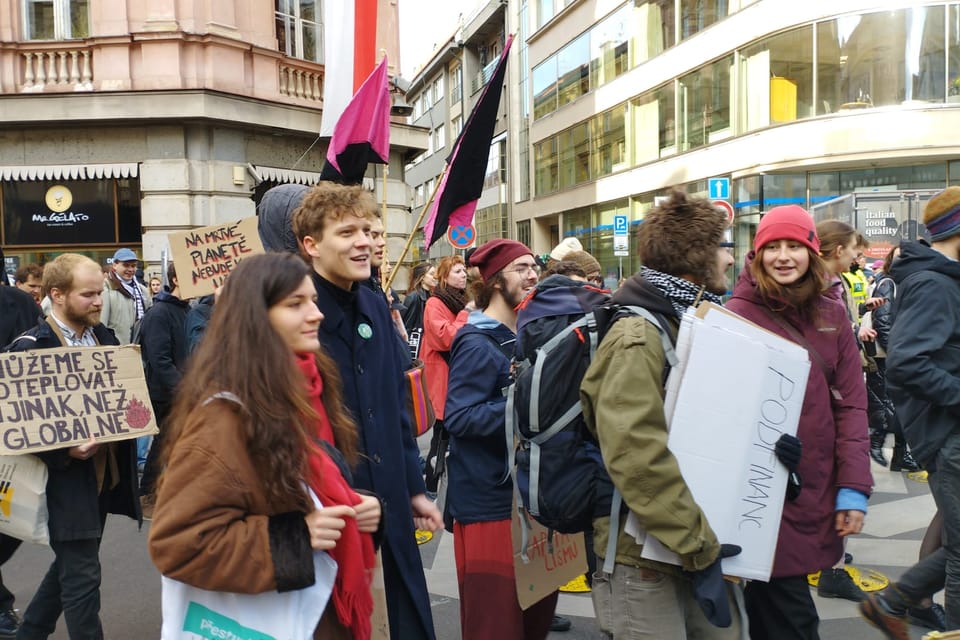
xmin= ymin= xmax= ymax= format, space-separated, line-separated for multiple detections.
xmin=0 ymin=346 xmax=157 ymax=455
xmin=168 ymin=217 xmax=264 ymax=299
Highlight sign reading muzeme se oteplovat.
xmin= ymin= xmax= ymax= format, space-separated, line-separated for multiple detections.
xmin=0 ymin=346 xmax=157 ymax=455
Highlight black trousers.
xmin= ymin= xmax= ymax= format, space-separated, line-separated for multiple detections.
xmin=745 ymin=575 xmax=819 ymax=640
xmin=0 ymin=535 xmax=22 ymax=611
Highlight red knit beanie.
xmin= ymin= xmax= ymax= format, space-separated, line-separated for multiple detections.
xmin=468 ymin=239 xmax=532 ymax=282
xmin=754 ymin=205 xmax=820 ymax=253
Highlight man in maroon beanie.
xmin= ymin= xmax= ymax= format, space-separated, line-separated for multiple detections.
xmin=443 ymin=239 xmax=567 ymax=639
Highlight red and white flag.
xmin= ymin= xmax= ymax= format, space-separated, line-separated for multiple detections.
xmin=321 ymin=0 xmax=379 ymax=137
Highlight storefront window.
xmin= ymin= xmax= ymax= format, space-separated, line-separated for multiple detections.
xmin=840 ymin=164 xmax=946 ymax=193
xmin=561 ymin=208 xmax=591 ymax=249
xmin=679 ymin=55 xmax=732 ymax=151
xmin=594 ymin=199 xmax=629 ymax=287
xmin=950 ymin=160 xmax=960 ymax=185
xmin=809 ymin=171 xmax=840 ymax=206
xmin=740 ymin=26 xmax=813 ymax=131
xmin=817 ymin=6 xmax=946 ymax=113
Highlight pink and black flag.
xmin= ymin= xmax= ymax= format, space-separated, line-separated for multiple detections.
xmin=423 ymin=35 xmax=514 ymax=247
xmin=320 ymin=56 xmax=391 ymax=185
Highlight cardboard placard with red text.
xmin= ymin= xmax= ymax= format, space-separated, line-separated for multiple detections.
xmin=0 ymin=346 xmax=157 ymax=455
xmin=168 ymin=217 xmax=264 ymax=299
xmin=512 ymin=507 xmax=588 ymax=610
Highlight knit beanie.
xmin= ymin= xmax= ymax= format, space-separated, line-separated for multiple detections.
xmin=550 ymin=237 xmax=583 ymax=261
xmin=754 ymin=205 xmax=820 ymax=253
xmin=468 ymin=239 xmax=532 ymax=282
xmin=923 ymin=187 xmax=960 ymax=242
xmin=565 ymin=251 xmax=601 ymax=276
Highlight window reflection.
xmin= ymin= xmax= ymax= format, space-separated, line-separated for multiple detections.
xmin=679 ymin=56 xmax=732 ymax=151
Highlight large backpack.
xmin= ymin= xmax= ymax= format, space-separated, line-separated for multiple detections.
xmin=506 ymin=275 xmax=678 ymax=541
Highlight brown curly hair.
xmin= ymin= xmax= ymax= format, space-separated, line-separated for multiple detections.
xmin=637 ymin=189 xmax=727 ymax=283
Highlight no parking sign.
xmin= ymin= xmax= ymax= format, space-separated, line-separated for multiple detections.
xmin=447 ymin=225 xmax=476 ymax=249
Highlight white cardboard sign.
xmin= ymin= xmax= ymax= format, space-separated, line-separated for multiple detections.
xmin=638 ymin=306 xmax=810 ymax=581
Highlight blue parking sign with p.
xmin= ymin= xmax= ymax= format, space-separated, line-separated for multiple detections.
xmin=614 ymin=215 xmax=628 ymax=235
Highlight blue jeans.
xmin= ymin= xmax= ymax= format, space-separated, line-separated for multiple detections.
xmin=896 ymin=431 xmax=960 ymax=630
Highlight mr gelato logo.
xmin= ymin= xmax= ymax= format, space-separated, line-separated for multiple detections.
xmin=32 ymin=185 xmax=90 ymax=226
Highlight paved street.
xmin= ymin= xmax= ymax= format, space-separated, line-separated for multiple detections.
xmin=0 ymin=450 xmax=942 ymax=638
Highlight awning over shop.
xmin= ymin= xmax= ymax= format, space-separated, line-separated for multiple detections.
xmin=249 ymin=164 xmax=375 ymax=191
xmin=0 ymin=163 xmax=139 ymax=181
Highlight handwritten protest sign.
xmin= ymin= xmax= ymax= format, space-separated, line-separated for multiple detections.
xmin=168 ymin=217 xmax=264 ymax=299
xmin=512 ymin=506 xmax=587 ymax=610
xmin=0 ymin=346 xmax=157 ymax=455
xmin=638 ymin=304 xmax=809 ymax=581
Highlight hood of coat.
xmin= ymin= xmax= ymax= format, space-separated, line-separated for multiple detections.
xmin=611 ymin=271 xmax=683 ymax=319
xmin=257 ymin=184 xmax=309 ymax=253
xmin=152 ymin=290 xmax=189 ymax=308
xmin=889 ymin=240 xmax=960 ymax=285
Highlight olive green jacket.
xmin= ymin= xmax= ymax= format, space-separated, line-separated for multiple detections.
xmin=580 ymin=314 xmax=720 ymax=573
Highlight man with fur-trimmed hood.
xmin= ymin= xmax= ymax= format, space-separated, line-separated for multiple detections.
xmin=580 ymin=190 xmax=740 ymax=638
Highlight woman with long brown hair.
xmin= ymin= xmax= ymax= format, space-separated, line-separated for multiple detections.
xmin=421 ymin=255 xmax=470 ymax=493
xmin=149 ymin=252 xmax=381 ymax=639
xmin=726 ymin=206 xmax=872 ymax=639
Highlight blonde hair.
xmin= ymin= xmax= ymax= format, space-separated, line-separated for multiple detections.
xmin=42 ymin=253 xmax=100 ymax=293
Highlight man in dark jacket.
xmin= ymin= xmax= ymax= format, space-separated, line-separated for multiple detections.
xmin=7 ymin=253 xmax=140 ymax=639
xmin=444 ymin=239 xmax=562 ymax=639
xmin=861 ymin=186 xmax=960 ymax=636
xmin=292 ymin=182 xmax=441 ymax=640
xmin=137 ymin=262 xmax=189 ymax=516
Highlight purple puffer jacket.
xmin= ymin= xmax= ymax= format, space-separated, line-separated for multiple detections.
xmin=725 ymin=259 xmax=873 ymax=578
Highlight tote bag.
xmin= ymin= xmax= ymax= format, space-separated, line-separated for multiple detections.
xmin=0 ymin=454 xmax=48 ymax=545
xmin=161 ymin=490 xmax=338 ymax=640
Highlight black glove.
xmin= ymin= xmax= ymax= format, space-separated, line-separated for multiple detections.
xmin=775 ymin=434 xmax=803 ymax=501
xmin=685 ymin=544 xmax=741 ymax=628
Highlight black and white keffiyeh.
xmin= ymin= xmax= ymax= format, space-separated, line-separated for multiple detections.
xmin=640 ymin=266 xmax=721 ymax=318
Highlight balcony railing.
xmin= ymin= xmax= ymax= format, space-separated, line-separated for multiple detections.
xmin=21 ymin=48 xmax=93 ymax=92
xmin=278 ymin=61 xmax=322 ymax=102
xmin=471 ymin=58 xmax=498 ymax=95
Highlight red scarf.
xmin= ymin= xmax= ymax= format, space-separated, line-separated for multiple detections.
xmin=295 ymin=354 xmax=375 ymax=639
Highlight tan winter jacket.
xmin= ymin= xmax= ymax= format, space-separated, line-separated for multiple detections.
xmin=100 ymin=273 xmax=151 ymax=344
xmin=580 ymin=315 xmax=720 ymax=574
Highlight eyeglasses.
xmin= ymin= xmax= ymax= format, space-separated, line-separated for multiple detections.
xmin=505 ymin=263 xmax=541 ymax=277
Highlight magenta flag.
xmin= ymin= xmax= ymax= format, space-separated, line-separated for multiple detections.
xmin=320 ymin=56 xmax=390 ymax=185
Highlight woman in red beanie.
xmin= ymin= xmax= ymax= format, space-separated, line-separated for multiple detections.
xmin=725 ymin=206 xmax=872 ymax=640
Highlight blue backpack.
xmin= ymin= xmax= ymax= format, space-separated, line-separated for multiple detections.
xmin=506 ymin=275 xmax=677 ymax=546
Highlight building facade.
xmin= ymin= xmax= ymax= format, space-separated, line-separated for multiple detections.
xmin=0 ymin=0 xmax=427 ymax=280
xmin=510 ymin=0 xmax=960 ymax=284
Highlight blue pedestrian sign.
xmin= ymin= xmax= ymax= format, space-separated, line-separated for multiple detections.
xmin=708 ymin=177 xmax=730 ymax=200
xmin=447 ymin=225 xmax=476 ymax=249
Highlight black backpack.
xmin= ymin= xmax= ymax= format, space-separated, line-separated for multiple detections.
xmin=506 ymin=276 xmax=678 ymax=542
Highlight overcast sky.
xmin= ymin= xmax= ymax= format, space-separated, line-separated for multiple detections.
xmin=398 ymin=0 xmax=474 ymax=78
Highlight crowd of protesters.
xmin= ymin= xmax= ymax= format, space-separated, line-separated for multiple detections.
xmin=0 ymin=182 xmax=955 ymax=640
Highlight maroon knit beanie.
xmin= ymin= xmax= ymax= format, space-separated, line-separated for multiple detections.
xmin=468 ymin=239 xmax=532 ymax=282
xmin=754 ymin=205 xmax=820 ymax=253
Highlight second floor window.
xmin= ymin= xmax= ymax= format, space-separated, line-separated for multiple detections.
xmin=276 ymin=0 xmax=322 ymax=63
xmin=25 ymin=0 xmax=89 ymax=40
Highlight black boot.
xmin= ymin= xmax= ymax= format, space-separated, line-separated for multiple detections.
xmin=869 ymin=430 xmax=888 ymax=467
xmin=890 ymin=446 xmax=921 ymax=472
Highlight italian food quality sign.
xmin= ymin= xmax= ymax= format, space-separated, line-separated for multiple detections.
xmin=0 ymin=346 xmax=157 ymax=455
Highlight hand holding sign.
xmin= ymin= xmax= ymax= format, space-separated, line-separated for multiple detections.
xmin=68 ymin=435 xmax=99 ymax=460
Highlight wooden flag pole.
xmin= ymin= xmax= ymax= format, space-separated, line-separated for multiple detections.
xmin=380 ymin=162 xmax=389 ymax=291
xmin=384 ymin=164 xmax=449 ymax=291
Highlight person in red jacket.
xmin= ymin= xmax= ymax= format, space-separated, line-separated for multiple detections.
xmin=420 ymin=255 xmax=470 ymax=493
xmin=726 ymin=206 xmax=873 ymax=640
